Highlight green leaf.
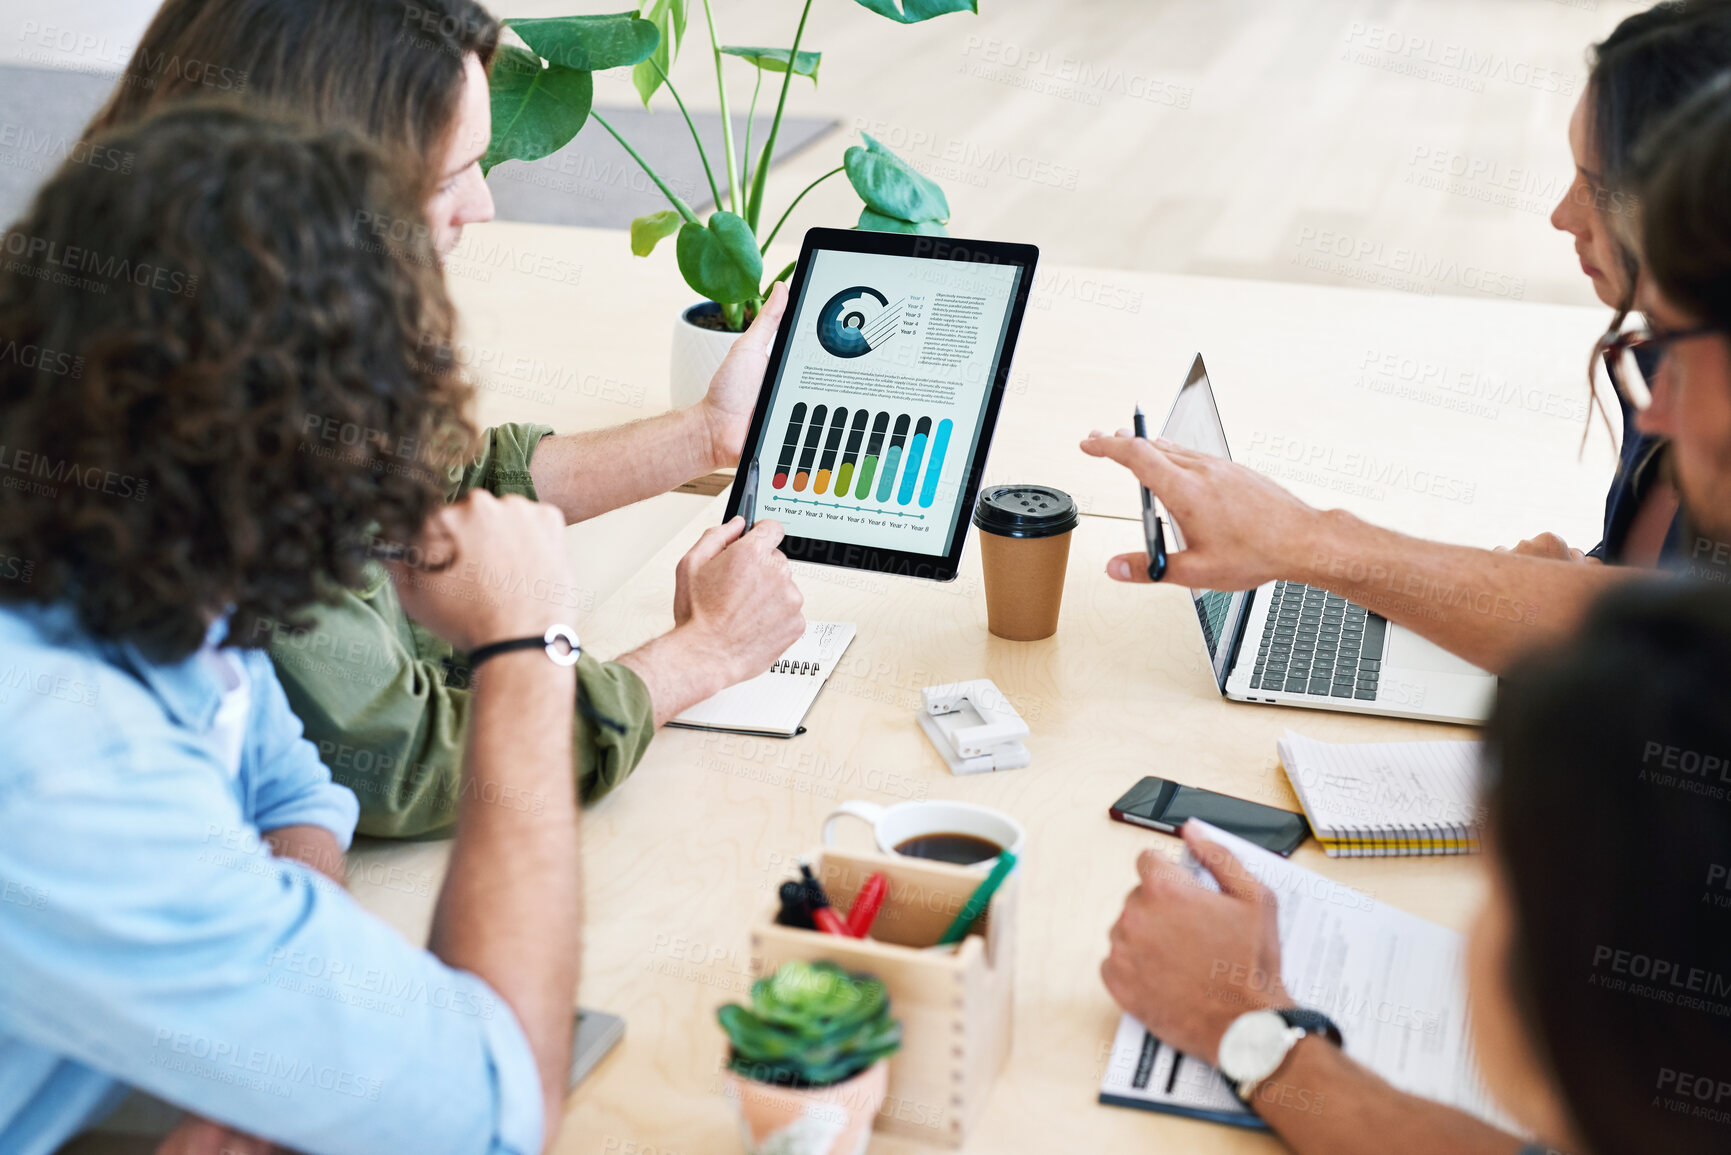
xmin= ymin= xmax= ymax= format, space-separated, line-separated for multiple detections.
xmin=851 ymin=0 xmax=977 ymax=24
xmin=676 ymin=211 xmax=764 ymax=305
xmin=632 ymin=0 xmax=688 ymax=106
xmin=844 ymin=133 xmax=950 ymax=224
xmin=483 ymin=46 xmax=594 ymax=173
xmin=630 ymin=209 xmax=684 ymax=256
xmin=857 ymin=207 xmax=947 ymax=236
xmin=721 ymin=45 xmax=821 ymax=82
xmin=505 ymin=12 xmax=659 ymax=72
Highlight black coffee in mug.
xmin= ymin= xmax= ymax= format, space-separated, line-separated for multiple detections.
xmin=894 ymin=831 xmax=1003 ymax=865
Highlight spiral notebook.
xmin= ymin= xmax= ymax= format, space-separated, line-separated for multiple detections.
xmin=666 ymin=621 xmax=856 ymax=738
xmin=1276 ymin=730 xmax=1484 ymax=857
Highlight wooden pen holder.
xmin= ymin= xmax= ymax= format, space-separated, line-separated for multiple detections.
xmin=748 ymin=847 xmax=1017 ymax=1147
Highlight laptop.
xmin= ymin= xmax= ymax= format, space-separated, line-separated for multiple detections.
xmin=1160 ymin=355 xmax=1497 ymax=726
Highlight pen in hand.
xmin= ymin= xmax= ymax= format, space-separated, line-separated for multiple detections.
xmin=740 ymin=459 xmax=760 ymax=531
xmin=1133 ymin=405 xmax=1168 ymax=582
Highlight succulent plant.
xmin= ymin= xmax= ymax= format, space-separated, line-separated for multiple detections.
xmin=718 ymin=959 xmax=902 ymax=1088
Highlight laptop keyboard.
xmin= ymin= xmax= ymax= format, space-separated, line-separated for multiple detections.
xmin=1249 ymin=582 xmax=1388 ymax=700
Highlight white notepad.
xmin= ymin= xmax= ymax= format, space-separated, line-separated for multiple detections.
xmin=1276 ymin=730 xmax=1484 ymax=857
xmin=666 ymin=621 xmax=856 ymax=738
xmin=1099 ymin=822 xmax=1517 ymax=1136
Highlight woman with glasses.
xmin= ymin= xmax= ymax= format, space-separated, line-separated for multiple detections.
xmin=1080 ymin=1 xmax=1731 ymax=675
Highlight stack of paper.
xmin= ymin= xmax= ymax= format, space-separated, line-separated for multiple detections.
xmin=1099 ymin=822 xmax=1516 ymax=1135
xmin=1276 ymin=730 xmax=1484 ymax=858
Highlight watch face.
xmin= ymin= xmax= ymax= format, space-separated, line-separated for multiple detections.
xmin=1218 ymin=1009 xmax=1292 ymax=1085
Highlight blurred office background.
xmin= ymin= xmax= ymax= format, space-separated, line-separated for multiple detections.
xmin=0 ymin=0 xmax=1640 ymax=601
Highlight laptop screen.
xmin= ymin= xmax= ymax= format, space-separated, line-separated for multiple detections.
xmin=1157 ymin=355 xmax=1253 ymax=691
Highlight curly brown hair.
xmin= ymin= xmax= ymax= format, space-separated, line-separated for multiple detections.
xmin=0 ymin=102 xmax=475 ymax=661
xmin=86 ymin=0 xmax=500 ymax=202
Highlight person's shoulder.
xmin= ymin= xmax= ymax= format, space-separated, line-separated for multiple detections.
xmin=0 ymin=603 xmax=116 ymax=722
xmin=0 ymin=604 xmax=207 ymax=792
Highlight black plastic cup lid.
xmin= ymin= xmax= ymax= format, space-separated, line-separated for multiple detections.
xmin=973 ymin=484 xmax=1080 ymax=539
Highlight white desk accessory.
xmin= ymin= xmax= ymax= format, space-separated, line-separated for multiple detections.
xmin=918 ymin=679 xmax=1030 ymax=775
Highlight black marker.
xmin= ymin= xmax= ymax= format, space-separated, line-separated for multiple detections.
xmin=1133 ymin=404 xmax=1168 ymax=581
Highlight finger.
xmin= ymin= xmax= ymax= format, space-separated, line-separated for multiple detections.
xmin=737 ymin=283 xmax=788 ymax=355
xmin=1106 ymin=552 xmax=1159 ymax=584
xmin=1181 ymin=822 xmax=1270 ymax=905
xmin=1152 ymin=438 xmax=1211 ymax=461
xmin=685 ymin=517 xmax=747 ymax=569
xmin=744 ymin=518 xmax=788 ymax=551
xmin=1080 ymin=433 xmax=1189 ymax=493
xmin=1135 ymin=848 xmax=1173 ymax=887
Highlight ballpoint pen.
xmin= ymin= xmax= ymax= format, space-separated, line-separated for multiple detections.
xmin=1133 ymin=405 xmax=1168 ymax=581
xmin=739 ymin=458 xmax=760 ymax=530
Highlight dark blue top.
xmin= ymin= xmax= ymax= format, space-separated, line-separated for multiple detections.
xmin=1587 ymin=350 xmax=1687 ymax=567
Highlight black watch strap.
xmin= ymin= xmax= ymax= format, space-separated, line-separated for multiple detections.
xmin=468 ymin=624 xmax=581 ymax=669
xmin=1277 ymin=1008 xmax=1343 ymax=1048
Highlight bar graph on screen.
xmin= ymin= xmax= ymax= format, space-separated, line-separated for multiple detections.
xmin=767 ymin=404 xmax=954 ymax=516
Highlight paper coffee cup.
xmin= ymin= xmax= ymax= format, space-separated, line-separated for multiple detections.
xmin=972 ymin=485 xmax=1079 ymax=641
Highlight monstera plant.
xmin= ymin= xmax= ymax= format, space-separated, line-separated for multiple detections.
xmin=719 ymin=959 xmax=902 ymax=1087
xmin=483 ymin=0 xmax=977 ymax=333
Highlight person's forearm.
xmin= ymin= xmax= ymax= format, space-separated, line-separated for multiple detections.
xmin=530 ymin=406 xmax=721 ymax=523
xmin=1295 ymin=509 xmax=1638 ymax=673
xmin=264 ymin=824 xmax=346 ymax=887
xmin=615 ymin=626 xmax=738 ymax=728
xmin=428 ymin=651 xmax=580 ymax=1138
xmin=1255 ymin=1037 xmax=1525 ymax=1155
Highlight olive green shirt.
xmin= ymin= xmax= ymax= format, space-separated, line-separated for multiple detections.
xmin=269 ymin=423 xmax=655 ymax=837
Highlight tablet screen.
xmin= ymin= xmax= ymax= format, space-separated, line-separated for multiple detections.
xmin=746 ymin=244 xmax=1027 ymax=564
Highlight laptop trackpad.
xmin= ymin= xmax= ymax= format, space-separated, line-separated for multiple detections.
xmin=1385 ymin=627 xmax=1489 ymax=676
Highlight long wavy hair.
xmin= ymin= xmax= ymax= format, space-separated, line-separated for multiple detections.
xmin=86 ymin=0 xmax=500 ymax=201
xmin=1573 ymin=1 xmax=1731 ymax=446
xmin=0 ymin=103 xmax=475 ymax=661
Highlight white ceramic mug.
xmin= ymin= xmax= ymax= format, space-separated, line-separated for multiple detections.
xmin=822 ymin=799 xmax=1026 ymax=869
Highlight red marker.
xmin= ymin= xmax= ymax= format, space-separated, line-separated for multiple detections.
xmin=799 ymin=863 xmax=849 ymax=937
xmin=844 ymin=872 xmax=888 ymax=939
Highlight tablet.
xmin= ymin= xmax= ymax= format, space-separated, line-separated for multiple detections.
xmin=724 ymin=227 xmax=1039 ymax=581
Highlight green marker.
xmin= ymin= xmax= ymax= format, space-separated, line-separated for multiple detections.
xmin=936 ymin=850 xmax=1018 ymax=946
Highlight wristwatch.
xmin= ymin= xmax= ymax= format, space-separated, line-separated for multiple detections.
xmin=468 ymin=624 xmax=582 ymax=669
xmin=1216 ymin=1008 xmax=1343 ymax=1106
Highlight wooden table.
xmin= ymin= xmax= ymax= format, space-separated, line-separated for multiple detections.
xmin=352 ymin=222 xmax=1619 ymax=1153
xmin=449 ymin=221 xmax=1619 ymax=545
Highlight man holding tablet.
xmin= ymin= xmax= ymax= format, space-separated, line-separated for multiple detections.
xmin=726 ymin=229 xmax=1040 ymax=582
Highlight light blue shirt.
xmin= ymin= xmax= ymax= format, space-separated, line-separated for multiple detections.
xmin=0 ymin=605 xmax=543 ymax=1155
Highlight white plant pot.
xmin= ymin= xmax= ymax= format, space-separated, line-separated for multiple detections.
xmin=670 ymin=301 xmax=743 ymax=410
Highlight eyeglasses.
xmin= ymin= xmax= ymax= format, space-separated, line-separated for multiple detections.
xmin=1594 ymin=322 xmax=1719 ymax=411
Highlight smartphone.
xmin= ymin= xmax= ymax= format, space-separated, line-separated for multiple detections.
xmin=1109 ymin=777 xmax=1309 ymax=857
xmin=569 ymin=1008 xmax=625 ymax=1090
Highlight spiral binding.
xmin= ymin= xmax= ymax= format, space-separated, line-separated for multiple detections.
xmin=770 ymin=659 xmax=819 ymax=675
